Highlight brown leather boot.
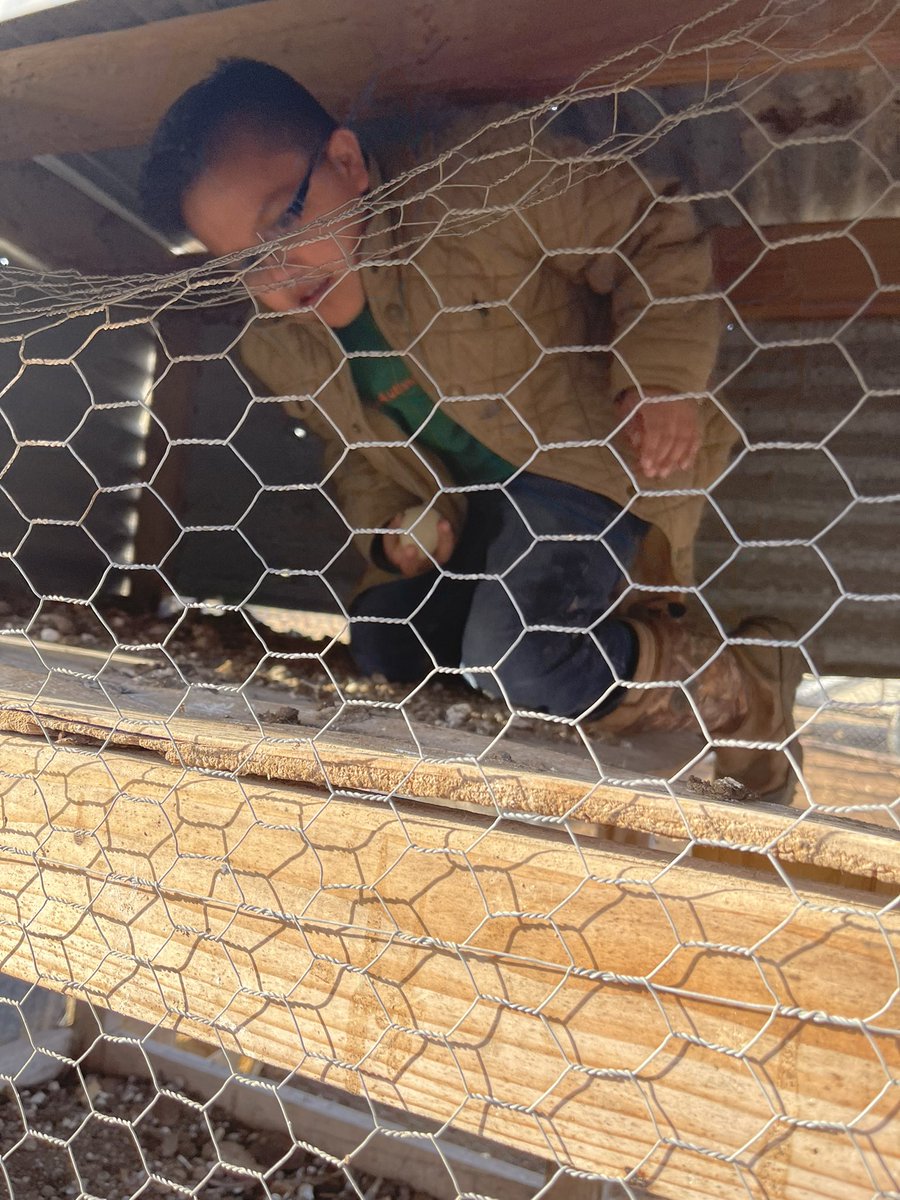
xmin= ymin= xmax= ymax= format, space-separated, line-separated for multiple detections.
xmin=596 ymin=607 xmax=804 ymax=802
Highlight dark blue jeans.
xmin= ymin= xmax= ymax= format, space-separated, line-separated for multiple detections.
xmin=349 ymin=474 xmax=649 ymax=719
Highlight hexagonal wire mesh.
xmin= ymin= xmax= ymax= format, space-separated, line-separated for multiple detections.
xmin=0 ymin=3 xmax=898 ymax=1200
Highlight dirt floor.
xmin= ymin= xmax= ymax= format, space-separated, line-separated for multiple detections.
xmin=0 ymin=1071 xmax=437 ymax=1200
xmin=0 ymin=595 xmax=589 ymax=746
xmin=3 ymin=593 xmax=898 ymax=792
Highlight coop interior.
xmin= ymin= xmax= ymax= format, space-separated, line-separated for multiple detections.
xmin=0 ymin=2 xmax=898 ymax=1200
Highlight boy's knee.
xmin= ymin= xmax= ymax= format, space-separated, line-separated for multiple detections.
xmin=461 ymin=621 xmax=633 ymax=717
xmin=460 ymin=628 xmax=580 ymax=711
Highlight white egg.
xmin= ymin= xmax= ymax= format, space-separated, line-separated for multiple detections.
xmin=396 ymin=504 xmax=442 ymax=555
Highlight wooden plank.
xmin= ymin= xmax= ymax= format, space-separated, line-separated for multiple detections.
xmin=0 ymin=731 xmax=896 ymax=1200
xmin=0 ymin=0 xmax=895 ymax=161
xmin=1 ymin=632 xmax=894 ymax=834
xmin=713 ymin=219 xmax=900 ymax=322
xmin=0 ymin=643 xmax=897 ymax=887
xmin=799 ymin=744 xmax=899 ymax=825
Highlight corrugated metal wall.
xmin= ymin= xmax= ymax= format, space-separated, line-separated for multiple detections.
xmin=698 ymin=319 xmax=898 ymax=676
xmin=165 ymin=312 xmax=364 ymax=616
xmin=0 ymin=315 xmax=154 ymax=604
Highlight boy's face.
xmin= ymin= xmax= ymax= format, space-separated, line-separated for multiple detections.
xmin=182 ymin=126 xmax=370 ymax=326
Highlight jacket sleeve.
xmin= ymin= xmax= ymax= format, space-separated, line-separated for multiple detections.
xmin=320 ymin=438 xmax=419 ymax=568
xmin=239 ymin=323 xmax=460 ymax=570
xmin=432 ymin=109 xmax=720 ymax=401
xmin=520 ymin=149 xmax=721 ymax=399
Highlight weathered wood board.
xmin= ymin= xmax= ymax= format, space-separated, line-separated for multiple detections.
xmin=0 ymin=0 xmax=895 ymax=161
xmin=0 ymin=638 xmax=897 ymax=885
xmin=0 ymin=729 xmax=897 ymax=1200
xmin=714 ymin=219 xmax=900 ymax=322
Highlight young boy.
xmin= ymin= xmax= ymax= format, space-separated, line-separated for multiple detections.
xmin=142 ymin=58 xmax=803 ymax=799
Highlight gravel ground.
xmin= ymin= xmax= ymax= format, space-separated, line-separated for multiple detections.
xmin=11 ymin=596 xmax=893 ymax=754
xmin=0 ymin=1072 xmax=438 ymax=1200
xmin=0 ymin=596 xmax=584 ymax=746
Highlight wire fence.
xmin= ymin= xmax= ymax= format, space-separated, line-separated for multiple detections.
xmin=0 ymin=2 xmax=898 ymax=1199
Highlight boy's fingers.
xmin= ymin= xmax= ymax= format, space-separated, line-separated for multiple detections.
xmin=434 ymin=518 xmax=456 ymax=565
xmin=641 ymin=403 xmax=701 ymax=477
xmin=383 ymin=531 xmax=424 ymax=574
xmin=639 ymin=418 xmax=670 ymax=475
xmin=625 ymin=413 xmax=643 ymax=449
xmin=657 ymin=425 xmax=690 ymax=473
xmin=384 ymin=517 xmax=455 ymax=576
xmin=660 ymin=430 xmax=695 ymax=477
xmin=678 ymin=433 xmax=700 ymax=472
xmin=399 ymin=546 xmax=428 ymax=576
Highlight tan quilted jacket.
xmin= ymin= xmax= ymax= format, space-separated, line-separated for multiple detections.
xmin=240 ymin=111 xmax=735 ymax=596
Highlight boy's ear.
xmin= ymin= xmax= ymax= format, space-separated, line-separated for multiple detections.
xmin=325 ymin=128 xmax=370 ymax=197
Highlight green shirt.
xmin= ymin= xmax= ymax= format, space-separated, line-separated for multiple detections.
xmin=334 ymin=305 xmax=513 ymax=486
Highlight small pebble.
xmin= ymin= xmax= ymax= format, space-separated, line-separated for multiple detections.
xmin=217 ymin=1138 xmax=261 ymax=1171
xmin=159 ymin=1130 xmax=179 ymax=1157
xmin=445 ymin=701 xmax=472 ymax=728
xmin=257 ymin=704 xmax=299 ymax=725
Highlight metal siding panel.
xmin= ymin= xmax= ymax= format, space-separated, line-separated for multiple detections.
xmin=697 ymin=319 xmax=899 ymax=676
xmin=0 ymin=315 xmax=153 ymax=602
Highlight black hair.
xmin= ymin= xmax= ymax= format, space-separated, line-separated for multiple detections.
xmin=139 ymin=58 xmax=339 ymax=235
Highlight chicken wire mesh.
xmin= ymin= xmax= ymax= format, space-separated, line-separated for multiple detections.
xmin=0 ymin=2 xmax=899 ymax=1199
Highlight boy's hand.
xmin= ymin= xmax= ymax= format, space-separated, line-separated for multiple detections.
xmin=382 ymin=510 xmax=456 ymax=577
xmin=615 ymin=387 xmax=701 ymax=479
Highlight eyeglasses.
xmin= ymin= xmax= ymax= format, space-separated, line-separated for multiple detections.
xmin=235 ymin=140 xmax=329 ymax=282
xmin=257 ymin=141 xmax=325 ymax=244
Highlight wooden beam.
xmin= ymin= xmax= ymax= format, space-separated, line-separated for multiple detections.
xmin=0 ymin=730 xmax=896 ymax=1200
xmin=0 ymin=643 xmax=897 ymax=887
xmin=713 ymin=219 xmax=900 ymax=322
xmin=0 ymin=0 xmax=895 ymax=161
